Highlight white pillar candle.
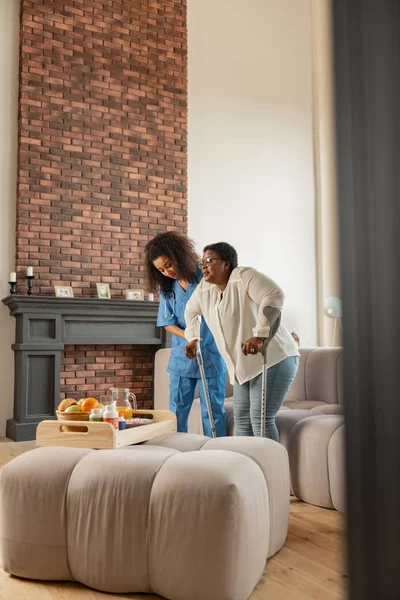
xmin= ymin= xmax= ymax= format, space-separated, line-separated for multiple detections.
xmin=148 ymin=293 xmax=154 ymax=301
xmin=27 ymin=266 xmax=33 ymax=277
xmin=10 ymin=272 xmax=16 ymax=282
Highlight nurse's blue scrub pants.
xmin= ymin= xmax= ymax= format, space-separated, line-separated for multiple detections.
xmin=169 ymin=373 xmax=226 ymax=437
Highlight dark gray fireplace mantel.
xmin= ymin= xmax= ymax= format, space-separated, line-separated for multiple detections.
xmin=2 ymin=295 xmax=166 ymax=441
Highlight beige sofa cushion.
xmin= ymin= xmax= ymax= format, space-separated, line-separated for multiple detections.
xmin=283 ymin=399 xmax=327 ymax=411
xmin=284 ymin=347 xmax=343 ymax=408
xmin=276 ymin=409 xmax=314 ymax=449
xmin=288 ymin=414 xmax=344 ymax=510
xmin=310 ymin=404 xmax=344 ymax=415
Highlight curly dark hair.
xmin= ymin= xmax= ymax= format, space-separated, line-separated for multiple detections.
xmin=145 ymin=231 xmax=200 ymax=295
xmin=203 ymin=242 xmax=238 ymax=271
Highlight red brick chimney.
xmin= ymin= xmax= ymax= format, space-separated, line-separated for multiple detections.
xmin=15 ymin=0 xmax=187 ymax=405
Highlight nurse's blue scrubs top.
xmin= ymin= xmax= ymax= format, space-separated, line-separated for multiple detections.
xmin=157 ymin=268 xmax=225 ymax=379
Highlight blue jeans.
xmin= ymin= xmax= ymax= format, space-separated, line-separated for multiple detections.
xmin=169 ymin=373 xmax=227 ymax=437
xmin=233 ymin=356 xmax=299 ymax=440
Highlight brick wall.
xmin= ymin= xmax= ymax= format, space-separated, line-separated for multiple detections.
xmin=16 ymin=0 xmax=187 ymax=296
xmin=15 ymin=0 xmax=187 ymax=403
xmin=61 ymin=344 xmax=154 ymax=407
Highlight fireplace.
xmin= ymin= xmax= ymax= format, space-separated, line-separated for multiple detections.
xmin=2 ymin=295 xmax=167 ymax=441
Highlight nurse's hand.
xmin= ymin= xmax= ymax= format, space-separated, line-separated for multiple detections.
xmin=184 ymin=340 xmax=198 ymax=360
xmin=242 ymin=337 xmax=265 ymax=356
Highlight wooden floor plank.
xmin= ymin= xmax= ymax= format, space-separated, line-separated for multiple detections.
xmin=0 ymin=438 xmax=346 ymax=600
xmin=288 ymin=513 xmax=344 ymax=555
xmin=0 ymin=440 xmax=35 ymax=468
xmin=285 ymin=533 xmax=346 ymax=574
xmin=266 ymin=560 xmax=344 ymax=600
xmin=273 ymin=545 xmax=347 ymax=591
xmin=252 ymin=576 xmax=313 ymax=600
xmin=290 ymin=497 xmax=346 ymax=530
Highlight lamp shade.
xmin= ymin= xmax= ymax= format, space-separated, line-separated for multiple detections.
xmin=324 ymin=296 xmax=342 ymax=319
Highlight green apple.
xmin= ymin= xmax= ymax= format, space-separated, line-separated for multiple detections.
xmin=98 ymin=403 xmax=105 ymax=410
xmin=64 ymin=405 xmax=82 ymax=413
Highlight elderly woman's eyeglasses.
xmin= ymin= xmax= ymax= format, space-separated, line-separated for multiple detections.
xmin=200 ymin=257 xmax=223 ymax=267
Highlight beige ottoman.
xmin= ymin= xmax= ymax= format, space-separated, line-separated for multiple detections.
xmin=0 ymin=434 xmax=290 ymax=600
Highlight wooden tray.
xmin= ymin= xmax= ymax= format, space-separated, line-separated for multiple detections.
xmin=36 ymin=410 xmax=177 ymax=449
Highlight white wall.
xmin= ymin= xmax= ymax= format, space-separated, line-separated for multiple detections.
xmin=0 ymin=0 xmax=20 ymax=436
xmin=188 ymin=0 xmax=317 ymax=345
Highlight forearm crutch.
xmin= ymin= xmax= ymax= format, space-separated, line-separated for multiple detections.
xmin=260 ymin=307 xmax=282 ymax=438
xmin=196 ymin=340 xmax=217 ymax=438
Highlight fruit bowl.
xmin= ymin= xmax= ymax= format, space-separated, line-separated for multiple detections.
xmin=56 ymin=410 xmax=90 ymax=422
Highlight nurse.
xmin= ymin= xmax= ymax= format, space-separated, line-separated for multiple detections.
xmin=144 ymin=231 xmax=227 ymax=436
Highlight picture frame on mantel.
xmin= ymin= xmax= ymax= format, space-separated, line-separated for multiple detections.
xmin=125 ymin=289 xmax=144 ymax=301
xmin=96 ymin=283 xmax=111 ymax=299
xmin=54 ymin=286 xmax=74 ymax=298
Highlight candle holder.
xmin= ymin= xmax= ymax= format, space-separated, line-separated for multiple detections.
xmin=26 ymin=275 xmax=34 ymax=296
xmin=8 ymin=281 xmax=17 ymax=295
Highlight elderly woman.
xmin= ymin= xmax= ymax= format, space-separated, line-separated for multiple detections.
xmin=184 ymin=242 xmax=299 ymax=440
xmin=145 ymin=232 xmax=226 ymax=437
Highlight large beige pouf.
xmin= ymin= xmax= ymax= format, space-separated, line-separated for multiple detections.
xmin=0 ymin=435 xmax=290 ymax=600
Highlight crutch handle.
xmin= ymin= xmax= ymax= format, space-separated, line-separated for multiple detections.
xmin=195 ymin=340 xmax=205 ymax=366
xmin=195 ymin=339 xmax=202 ymax=357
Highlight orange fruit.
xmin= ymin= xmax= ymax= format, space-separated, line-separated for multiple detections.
xmin=80 ymin=397 xmax=99 ymax=413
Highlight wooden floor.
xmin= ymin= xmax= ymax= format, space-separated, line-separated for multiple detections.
xmin=0 ymin=438 xmax=347 ymax=600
